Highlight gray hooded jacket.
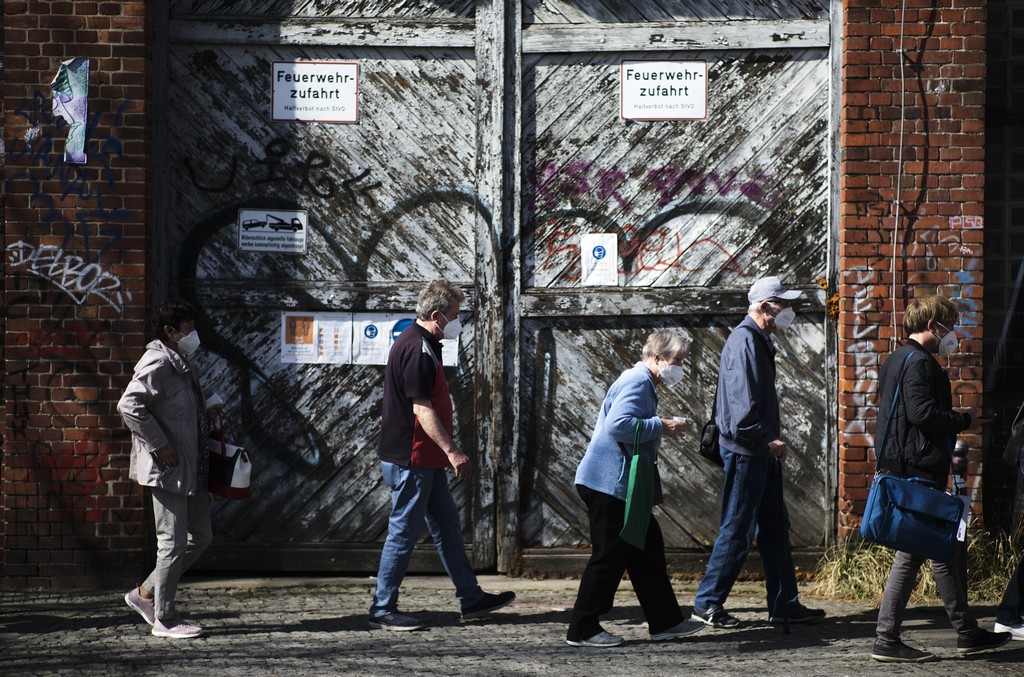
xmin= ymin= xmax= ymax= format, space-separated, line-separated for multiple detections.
xmin=118 ymin=340 xmax=206 ymax=495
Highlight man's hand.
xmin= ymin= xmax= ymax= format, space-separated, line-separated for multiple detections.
xmin=965 ymin=407 xmax=993 ymax=430
xmin=153 ymin=444 xmax=178 ymax=468
xmin=447 ymin=450 xmax=472 ymax=480
xmin=768 ymin=439 xmax=788 ymax=464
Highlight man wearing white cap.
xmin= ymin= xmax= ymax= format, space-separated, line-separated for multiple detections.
xmin=691 ymin=276 xmax=825 ymax=628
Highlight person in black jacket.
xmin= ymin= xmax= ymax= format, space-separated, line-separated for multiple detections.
xmin=871 ymin=295 xmax=1010 ymax=662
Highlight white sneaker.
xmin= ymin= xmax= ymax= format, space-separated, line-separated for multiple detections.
xmin=566 ymin=630 xmax=624 ymax=647
xmin=993 ymin=619 xmax=1024 ymax=640
xmin=124 ymin=587 xmax=155 ymax=626
xmin=152 ymin=616 xmax=203 ymax=639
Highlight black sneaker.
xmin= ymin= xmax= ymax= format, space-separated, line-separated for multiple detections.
xmin=368 ymin=612 xmax=424 ymax=631
xmin=462 ymin=590 xmax=516 ymax=620
xmin=691 ymin=606 xmax=740 ymax=629
xmin=769 ymin=603 xmax=827 ymax=624
xmin=957 ymin=627 xmax=1012 ymax=655
xmin=871 ymin=640 xmax=936 ymax=663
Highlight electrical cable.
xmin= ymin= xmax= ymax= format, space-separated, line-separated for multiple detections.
xmin=891 ymin=0 xmax=909 ymax=347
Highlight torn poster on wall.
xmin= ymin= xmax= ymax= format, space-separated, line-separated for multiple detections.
xmin=50 ymin=57 xmax=89 ymax=163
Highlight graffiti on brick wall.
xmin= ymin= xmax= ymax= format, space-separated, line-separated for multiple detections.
xmin=6 ymin=241 xmax=131 ymax=313
xmin=4 ymin=297 xmax=143 ymax=533
xmin=6 ymin=92 xmax=136 ymax=313
xmin=844 ymin=266 xmax=881 ymax=444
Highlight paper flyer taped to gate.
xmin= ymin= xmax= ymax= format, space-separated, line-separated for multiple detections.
xmin=316 ymin=313 xmax=353 ymax=363
xmin=580 ymin=233 xmax=619 ymax=286
xmin=281 ymin=313 xmax=317 ymax=363
xmin=352 ymin=313 xmax=397 ymax=366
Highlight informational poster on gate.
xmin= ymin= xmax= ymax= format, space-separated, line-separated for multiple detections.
xmin=316 ymin=313 xmax=354 ymax=363
xmin=580 ymin=233 xmax=619 ymax=286
xmin=352 ymin=313 xmax=398 ymax=366
xmin=238 ymin=209 xmax=308 ymax=253
xmin=620 ymin=60 xmax=708 ymax=121
xmin=279 ymin=312 xmax=460 ymax=366
xmin=281 ymin=313 xmax=318 ymax=363
xmin=272 ymin=61 xmax=359 ymax=123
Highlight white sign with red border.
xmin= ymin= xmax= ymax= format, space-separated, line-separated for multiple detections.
xmin=620 ymin=60 xmax=707 ymax=121
xmin=272 ymin=61 xmax=359 ymax=123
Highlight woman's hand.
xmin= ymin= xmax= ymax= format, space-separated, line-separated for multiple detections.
xmin=661 ymin=417 xmax=688 ymax=438
xmin=153 ymin=444 xmax=179 ymax=468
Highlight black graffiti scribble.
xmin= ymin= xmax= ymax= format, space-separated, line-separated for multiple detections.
xmin=184 ymin=137 xmax=381 ymax=208
xmin=175 ymin=189 xmax=495 ymax=470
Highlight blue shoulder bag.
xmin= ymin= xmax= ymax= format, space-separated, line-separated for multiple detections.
xmin=860 ymin=353 xmax=965 ymax=562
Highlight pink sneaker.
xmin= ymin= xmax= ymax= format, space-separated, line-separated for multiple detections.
xmin=152 ymin=616 xmax=203 ymax=639
xmin=124 ymin=587 xmax=155 ymax=626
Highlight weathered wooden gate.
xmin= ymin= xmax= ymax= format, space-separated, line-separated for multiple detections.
xmin=155 ymin=1 xmax=835 ymax=574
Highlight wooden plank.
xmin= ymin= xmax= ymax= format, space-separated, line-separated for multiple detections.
xmin=169 ymin=17 xmax=476 ymax=47
xmin=169 ymin=17 xmax=829 ymax=52
xmin=522 ymin=20 xmax=830 ymax=53
xmin=520 ymin=288 xmax=825 ymax=318
xmin=523 ymin=0 xmax=830 ymax=24
xmin=171 ymin=0 xmax=476 ymax=20
xmin=472 ymin=0 xmax=519 ymax=572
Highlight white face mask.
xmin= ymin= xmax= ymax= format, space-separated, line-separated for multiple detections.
xmin=176 ymin=330 xmax=201 ymax=357
xmin=658 ymin=361 xmax=684 ymax=387
xmin=770 ymin=305 xmax=797 ymax=330
xmin=436 ymin=314 xmax=462 ymax=340
xmin=935 ymin=324 xmax=958 ymax=356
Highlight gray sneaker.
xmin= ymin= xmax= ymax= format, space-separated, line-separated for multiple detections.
xmin=566 ymin=630 xmax=624 ymax=648
xmin=368 ymin=612 xmax=424 ymax=631
xmin=152 ymin=616 xmax=203 ymax=639
xmin=124 ymin=587 xmax=155 ymax=626
xmin=650 ymin=619 xmax=705 ymax=641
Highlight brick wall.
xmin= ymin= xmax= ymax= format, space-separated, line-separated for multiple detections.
xmin=838 ymin=1 xmax=987 ymax=537
xmin=1 ymin=1 xmax=152 ymax=587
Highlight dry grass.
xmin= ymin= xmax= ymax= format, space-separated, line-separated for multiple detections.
xmin=809 ymin=528 xmax=1024 ymax=604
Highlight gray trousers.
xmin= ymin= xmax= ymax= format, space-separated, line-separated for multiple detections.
xmin=143 ymin=487 xmax=213 ymax=620
xmin=875 ymin=542 xmax=977 ymax=643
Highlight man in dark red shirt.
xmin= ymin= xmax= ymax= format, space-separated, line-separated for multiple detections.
xmin=369 ymin=280 xmax=515 ymax=631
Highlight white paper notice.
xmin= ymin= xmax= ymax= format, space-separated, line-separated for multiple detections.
xmin=352 ymin=313 xmax=396 ymax=366
xmin=317 ymin=313 xmax=353 ymax=363
xmin=580 ymin=233 xmax=619 ymax=286
xmin=281 ymin=313 xmax=317 ymax=363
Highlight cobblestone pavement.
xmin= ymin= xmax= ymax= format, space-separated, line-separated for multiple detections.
xmin=2 ymin=576 xmax=1023 ymax=676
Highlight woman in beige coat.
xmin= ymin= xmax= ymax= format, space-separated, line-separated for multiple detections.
xmin=118 ymin=300 xmax=220 ymax=639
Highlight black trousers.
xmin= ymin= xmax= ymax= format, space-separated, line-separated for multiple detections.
xmin=997 ymin=550 xmax=1024 ymax=625
xmin=566 ymin=484 xmax=683 ymax=641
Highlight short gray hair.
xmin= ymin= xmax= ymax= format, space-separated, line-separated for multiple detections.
xmin=416 ymin=279 xmax=465 ymax=320
xmin=641 ymin=329 xmax=688 ymax=361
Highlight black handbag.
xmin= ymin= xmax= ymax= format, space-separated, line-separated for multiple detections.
xmin=699 ymin=418 xmax=723 ymax=467
xmin=699 ymin=362 xmax=724 ymax=467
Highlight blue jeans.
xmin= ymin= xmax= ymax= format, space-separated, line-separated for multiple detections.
xmin=370 ymin=462 xmax=482 ymax=617
xmin=694 ymin=450 xmax=799 ymax=616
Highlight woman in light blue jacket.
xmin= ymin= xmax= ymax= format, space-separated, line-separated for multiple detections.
xmin=566 ymin=330 xmax=705 ymax=647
